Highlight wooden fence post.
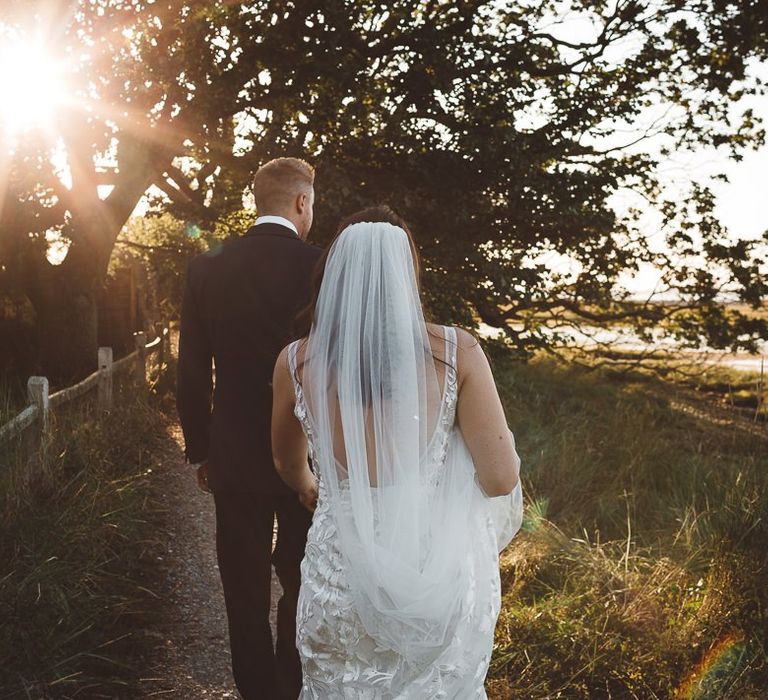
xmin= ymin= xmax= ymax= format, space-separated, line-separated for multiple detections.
xmin=134 ymin=331 xmax=147 ymax=390
xmin=98 ymin=347 xmax=113 ymax=413
xmin=26 ymin=376 xmax=50 ymax=467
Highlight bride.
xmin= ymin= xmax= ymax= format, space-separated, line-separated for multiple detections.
xmin=271 ymin=206 xmax=523 ymax=699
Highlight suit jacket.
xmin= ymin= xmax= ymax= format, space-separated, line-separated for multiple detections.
xmin=176 ymin=222 xmax=322 ymax=493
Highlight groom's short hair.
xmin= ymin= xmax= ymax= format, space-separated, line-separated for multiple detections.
xmin=252 ymin=157 xmax=315 ymax=213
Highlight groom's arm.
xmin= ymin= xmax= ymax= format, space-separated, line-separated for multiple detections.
xmin=177 ymin=257 xmax=213 ymax=465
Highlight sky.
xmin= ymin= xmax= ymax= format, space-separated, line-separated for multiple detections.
xmin=619 ymin=124 xmax=768 ymax=295
xmin=537 ymin=10 xmax=768 ymax=296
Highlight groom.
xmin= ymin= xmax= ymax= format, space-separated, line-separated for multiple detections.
xmin=177 ymin=157 xmax=322 ymax=699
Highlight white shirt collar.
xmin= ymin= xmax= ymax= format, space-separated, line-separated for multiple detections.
xmin=254 ymin=215 xmax=299 ymax=237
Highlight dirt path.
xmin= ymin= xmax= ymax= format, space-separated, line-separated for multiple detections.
xmin=137 ymin=417 xmax=281 ymax=699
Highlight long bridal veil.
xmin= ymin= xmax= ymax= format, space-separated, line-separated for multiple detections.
xmin=302 ymin=221 xmax=522 ymax=661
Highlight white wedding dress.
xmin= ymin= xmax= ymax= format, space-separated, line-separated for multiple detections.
xmin=288 ymin=327 xmax=511 ymax=699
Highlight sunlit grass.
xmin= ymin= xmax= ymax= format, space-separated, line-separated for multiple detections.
xmin=488 ymin=356 xmax=768 ymax=698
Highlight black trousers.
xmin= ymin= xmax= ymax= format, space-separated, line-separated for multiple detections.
xmin=213 ymin=490 xmax=312 ymax=700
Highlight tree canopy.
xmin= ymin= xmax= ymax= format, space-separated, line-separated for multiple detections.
xmin=1 ymin=0 xmax=767 ymax=379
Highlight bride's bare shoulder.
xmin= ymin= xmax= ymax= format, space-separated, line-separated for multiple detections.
xmin=293 ymin=337 xmax=309 ymax=363
xmin=425 ymin=324 xmax=483 ymax=380
xmin=454 ymin=327 xmax=481 ymax=351
xmin=425 ymin=323 xmax=480 ymax=348
xmin=275 ymin=344 xmax=291 ymax=373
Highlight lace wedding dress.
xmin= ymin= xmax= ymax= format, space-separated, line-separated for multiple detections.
xmin=288 ymin=327 xmax=506 ymax=699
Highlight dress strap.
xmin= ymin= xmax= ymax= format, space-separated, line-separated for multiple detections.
xmin=287 ymin=340 xmax=302 ymax=399
xmin=443 ymin=326 xmax=458 ymax=375
xmin=425 ymin=326 xmax=459 ymax=470
xmin=287 ymin=340 xmax=298 ymax=375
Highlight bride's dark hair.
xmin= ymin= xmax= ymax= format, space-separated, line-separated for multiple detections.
xmin=294 ymin=205 xmax=423 ymax=338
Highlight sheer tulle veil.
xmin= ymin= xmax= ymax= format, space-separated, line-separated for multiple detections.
xmin=301 ymin=220 xmax=522 ymax=660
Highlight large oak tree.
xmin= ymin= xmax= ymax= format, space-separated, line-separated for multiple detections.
xmin=1 ymin=0 xmax=766 ymax=381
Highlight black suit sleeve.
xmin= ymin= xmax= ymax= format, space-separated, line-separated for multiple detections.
xmin=176 ymin=257 xmax=213 ymax=463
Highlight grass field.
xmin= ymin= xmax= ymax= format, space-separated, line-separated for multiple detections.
xmin=488 ymin=356 xmax=768 ymax=699
xmin=1 ymin=352 xmax=765 ymax=698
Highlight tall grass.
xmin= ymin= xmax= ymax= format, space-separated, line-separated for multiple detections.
xmin=2 ymin=349 xmax=764 ymax=697
xmin=0 ymin=380 xmax=165 ymax=698
xmin=489 ymin=357 xmax=768 ymax=699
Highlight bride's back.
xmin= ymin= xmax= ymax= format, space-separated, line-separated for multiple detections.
xmin=290 ymin=322 xmax=456 ymax=481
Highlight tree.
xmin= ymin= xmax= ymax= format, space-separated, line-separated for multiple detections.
xmin=1 ymin=0 xmax=766 ymax=381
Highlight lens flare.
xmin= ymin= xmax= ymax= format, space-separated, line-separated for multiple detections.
xmin=676 ymin=631 xmax=749 ymax=699
xmin=185 ymin=222 xmax=202 ymax=239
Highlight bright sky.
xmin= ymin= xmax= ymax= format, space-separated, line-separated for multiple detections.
xmin=617 ymin=122 xmax=768 ymax=296
xmin=534 ymin=11 xmax=768 ymax=296
xmin=711 ymin=141 xmax=768 ymax=241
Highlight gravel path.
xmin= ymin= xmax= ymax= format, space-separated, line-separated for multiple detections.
xmin=137 ymin=418 xmax=281 ymax=699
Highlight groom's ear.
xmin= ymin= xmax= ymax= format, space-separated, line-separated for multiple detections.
xmin=296 ymin=189 xmax=312 ymax=214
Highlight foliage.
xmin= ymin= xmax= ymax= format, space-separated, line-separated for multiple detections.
xmin=110 ymin=210 xmax=253 ymax=326
xmin=1 ymin=1 xmax=767 ymax=378
xmin=111 ymin=213 xmax=213 ymax=322
xmin=488 ymin=356 xmax=768 ymax=698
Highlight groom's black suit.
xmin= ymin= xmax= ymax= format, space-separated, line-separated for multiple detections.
xmin=177 ymin=221 xmax=322 ymax=699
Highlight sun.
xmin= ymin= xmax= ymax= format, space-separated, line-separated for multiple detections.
xmin=0 ymin=41 xmax=68 ymax=134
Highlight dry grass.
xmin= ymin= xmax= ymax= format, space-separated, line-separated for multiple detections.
xmin=488 ymin=356 xmax=768 ymax=699
xmin=0 ymin=379 xmax=167 ymax=699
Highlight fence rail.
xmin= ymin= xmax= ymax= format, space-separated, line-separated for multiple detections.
xmin=0 ymin=405 xmax=39 ymax=443
xmin=0 ymin=327 xmax=169 ymax=456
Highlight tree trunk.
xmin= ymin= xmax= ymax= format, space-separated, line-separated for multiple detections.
xmin=2 ymin=107 xmax=174 ymax=384
xmin=29 ymin=249 xmax=102 ymax=385
xmin=22 ymin=212 xmax=119 ymax=384
xmin=35 ymin=279 xmax=100 ymax=385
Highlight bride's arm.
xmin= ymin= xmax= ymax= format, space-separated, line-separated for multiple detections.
xmin=271 ymin=346 xmax=318 ymax=508
xmin=455 ymin=329 xmax=520 ymax=497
